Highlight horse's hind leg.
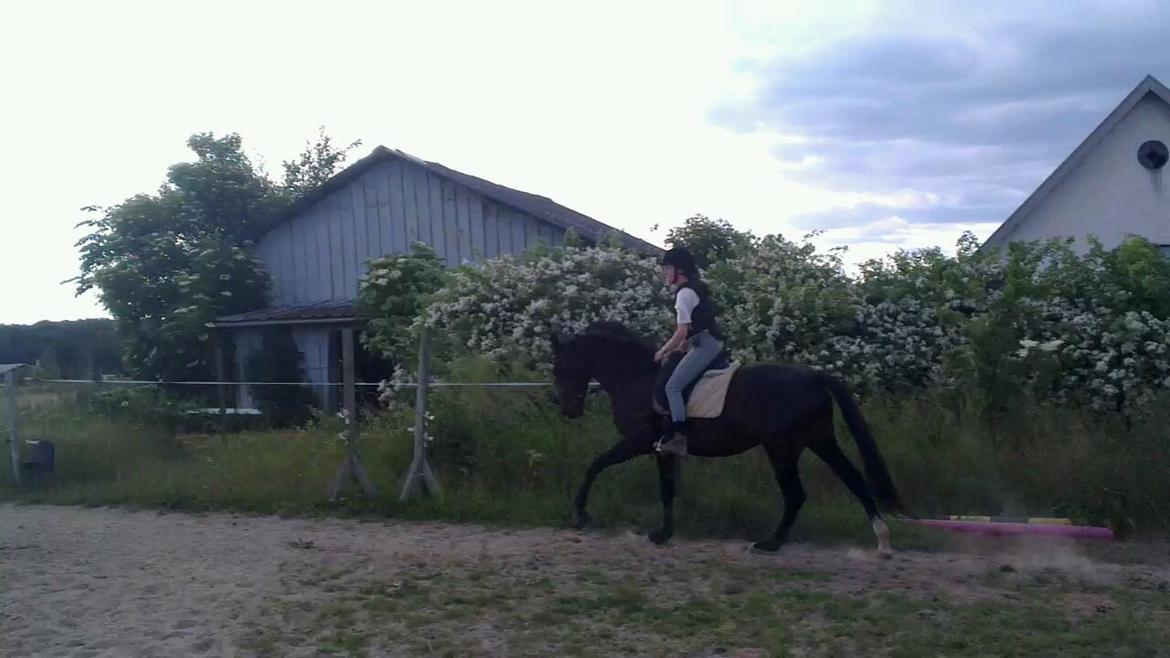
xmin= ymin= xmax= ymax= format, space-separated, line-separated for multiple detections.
xmin=810 ymin=435 xmax=893 ymax=557
xmin=751 ymin=443 xmax=806 ymax=553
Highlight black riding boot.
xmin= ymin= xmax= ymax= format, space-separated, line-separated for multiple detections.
xmin=655 ymin=420 xmax=688 ymax=457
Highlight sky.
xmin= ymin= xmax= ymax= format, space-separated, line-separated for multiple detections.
xmin=2 ymin=0 xmax=1168 ymax=324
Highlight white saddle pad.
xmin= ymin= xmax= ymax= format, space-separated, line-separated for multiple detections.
xmin=653 ymin=361 xmax=741 ymax=419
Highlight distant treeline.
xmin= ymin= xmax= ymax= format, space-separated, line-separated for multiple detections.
xmin=0 ymin=319 xmax=123 ymax=378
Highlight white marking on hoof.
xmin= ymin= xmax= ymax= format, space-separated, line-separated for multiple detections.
xmin=872 ymin=518 xmax=894 ymax=557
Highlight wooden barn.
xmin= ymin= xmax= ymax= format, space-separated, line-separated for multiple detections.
xmin=212 ymin=145 xmax=659 ymax=408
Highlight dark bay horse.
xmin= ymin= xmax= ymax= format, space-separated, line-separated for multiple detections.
xmin=549 ymin=321 xmax=905 ymax=555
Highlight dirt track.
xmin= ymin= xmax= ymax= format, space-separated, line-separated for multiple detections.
xmin=2 ymin=504 xmax=1168 ymax=657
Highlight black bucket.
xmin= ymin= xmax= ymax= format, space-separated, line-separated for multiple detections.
xmin=21 ymin=439 xmax=55 ymax=484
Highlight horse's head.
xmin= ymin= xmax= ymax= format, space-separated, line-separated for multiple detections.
xmin=549 ymin=322 xmax=657 ymax=419
xmin=550 ymin=333 xmax=590 ymax=418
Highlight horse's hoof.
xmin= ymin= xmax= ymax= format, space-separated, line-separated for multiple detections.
xmin=573 ymin=511 xmax=591 ymax=530
xmin=648 ymin=529 xmax=672 ymax=545
xmin=877 ymin=547 xmax=895 ymax=560
xmin=749 ymin=540 xmax=782 ymax=554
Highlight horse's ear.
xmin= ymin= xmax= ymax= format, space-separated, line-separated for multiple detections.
xmin=550 ymin=333 xmax=562 ymax=351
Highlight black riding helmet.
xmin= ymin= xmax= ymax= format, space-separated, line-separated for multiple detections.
xmin=660 ymin=246 xmax=698 ymax=277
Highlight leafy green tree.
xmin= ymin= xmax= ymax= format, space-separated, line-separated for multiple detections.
xmin=282 ymin=127 xmax=362 ymax=198
xmin=75 ymin=130 xmax=357 ymax=383
xmin=0 ymin=319 xmax=122 ymax=378
xmin=75 ymin=134 xmax=274 ymax=382
xmin=665 ymin=214 xmax=756 ymax=268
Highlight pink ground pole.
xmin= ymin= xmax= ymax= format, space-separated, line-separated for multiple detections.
xmin=912 ymin=518 xmax=1115 ymax=540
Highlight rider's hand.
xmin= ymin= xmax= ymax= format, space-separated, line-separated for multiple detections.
xmin=653 ymin=350 xmax=665 ymax=363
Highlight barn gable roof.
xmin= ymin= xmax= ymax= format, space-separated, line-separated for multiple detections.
xmin=212 ymin=300 xmax=356 ymax=327
xmin=258 ymin=145 xmax=662 ymax=256
xmin=981 ymin=74 xmax=1170 ymax=252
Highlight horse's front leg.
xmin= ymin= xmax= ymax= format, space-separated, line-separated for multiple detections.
xmin=649 ymin=454 xmax=678 ymax=545
xmin=574 ymin=440 xmax=641 ymax=529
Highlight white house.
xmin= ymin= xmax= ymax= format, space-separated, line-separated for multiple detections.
xmin=981 ymin=75 xmax=1170 ymax=256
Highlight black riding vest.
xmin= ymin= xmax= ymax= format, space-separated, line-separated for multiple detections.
xmin=677 ymin=281 xmax=723 ymax=340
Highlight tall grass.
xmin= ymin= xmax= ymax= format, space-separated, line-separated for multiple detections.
xmin=3 ymin=382 xmax=1168 ymax=544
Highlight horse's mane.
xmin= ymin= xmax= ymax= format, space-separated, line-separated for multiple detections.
xmin=576 ymin=321 xmax=656 ymax=365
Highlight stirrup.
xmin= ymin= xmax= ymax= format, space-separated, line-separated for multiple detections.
xmin=655 ymin=434 xmax=688 ymax=457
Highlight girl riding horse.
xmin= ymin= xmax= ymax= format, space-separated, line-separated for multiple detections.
xmin=654 ymin=246 xmax=725 ymax=457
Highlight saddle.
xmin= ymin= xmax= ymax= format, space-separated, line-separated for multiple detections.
xmin=651 ymin=350 xmax=741 ymax=420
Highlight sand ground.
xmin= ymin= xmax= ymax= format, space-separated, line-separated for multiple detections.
xmin=2 ymin=504 xmax=1167 ymax=657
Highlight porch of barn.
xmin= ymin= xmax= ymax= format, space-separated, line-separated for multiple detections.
xmin=210 ymin=301 xmax=390 ymax=415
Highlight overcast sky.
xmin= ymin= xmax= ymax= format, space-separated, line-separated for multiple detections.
xmin=2 ymin=0 xmax=1167 ymax=324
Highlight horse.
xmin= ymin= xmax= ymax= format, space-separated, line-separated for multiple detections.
xmin=549 ymin=321 xmax=905 ymax=555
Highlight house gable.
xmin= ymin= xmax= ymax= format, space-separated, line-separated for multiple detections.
xmin=981 ymin=75 xmax=1170 ymax=253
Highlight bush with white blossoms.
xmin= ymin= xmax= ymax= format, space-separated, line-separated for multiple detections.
xmin=706 ymin=233 xmax=858 ymax=365
xmin=359 ymin=212 xmax=1170 ymax=411
xmin=1006 ymin=299 xmax=1170 ymax=410
xmin=420 ymin=242 xmax=672 ymax=373
xmin=965 ymin=236 xmax=1170 ymax=410
xmin=705 ymin=233 xmax=968 ymax=392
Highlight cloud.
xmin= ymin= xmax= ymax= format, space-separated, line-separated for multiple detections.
xmin=791 ymin=202 xmax=1004 ymax=231
xmin=713 ymin=1 xmax=1170 ymax=235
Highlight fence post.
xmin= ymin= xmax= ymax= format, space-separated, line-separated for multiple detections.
xmin=400 ymin=330 xmax=441 ymax=501
xmin=5 ymin=371 xmax=21 ymax=487
xmin=328 ymin=326 xmax=376 ymax=500
xmin=91 ymin=358 xmax=102 ymax=409
xmin=215 ymin=332 xmax=228 ymax=433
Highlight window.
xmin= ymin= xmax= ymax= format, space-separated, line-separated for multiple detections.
xmin=1138 ymin=140 xmax=1168 ymax=170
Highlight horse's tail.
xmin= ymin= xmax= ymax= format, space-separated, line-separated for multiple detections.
xmin=820 ymin=372 xmax=909 ymax=516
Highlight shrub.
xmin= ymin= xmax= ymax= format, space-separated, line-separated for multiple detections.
xmin=422 ymin=244 xmax=672 ymax=374
xmin=357 ymin=243 xmax=446 ymax=367
xmin=360 ymin=222 xmax=1170 ymax=412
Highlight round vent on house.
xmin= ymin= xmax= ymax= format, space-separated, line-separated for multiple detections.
xmin=1138 ymin=140 xmax=1168 ymax=170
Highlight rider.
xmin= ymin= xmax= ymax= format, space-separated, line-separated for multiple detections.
xmin=654 ymin=246 xmax=725 ymax=457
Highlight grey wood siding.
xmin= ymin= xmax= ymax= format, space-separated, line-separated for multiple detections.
xmin=257 ymin=157 xmax=567 ymax=305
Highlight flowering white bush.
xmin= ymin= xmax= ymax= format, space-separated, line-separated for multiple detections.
xmin=359 ymin=222 xmax=1170 ymax=411
xmin=1010 ymin=300 xmax=1170 ymax=410
xmin=708 ymin=233 xmax=857 ymax=364
xmin=421 ymin=244 xmax=672 ymax=372
xmin=707 ymin=234 xmax=966 ymax=391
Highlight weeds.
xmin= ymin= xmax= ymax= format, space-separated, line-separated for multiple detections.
xmin=3 ymin=384 xmax=1169 ymax=540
